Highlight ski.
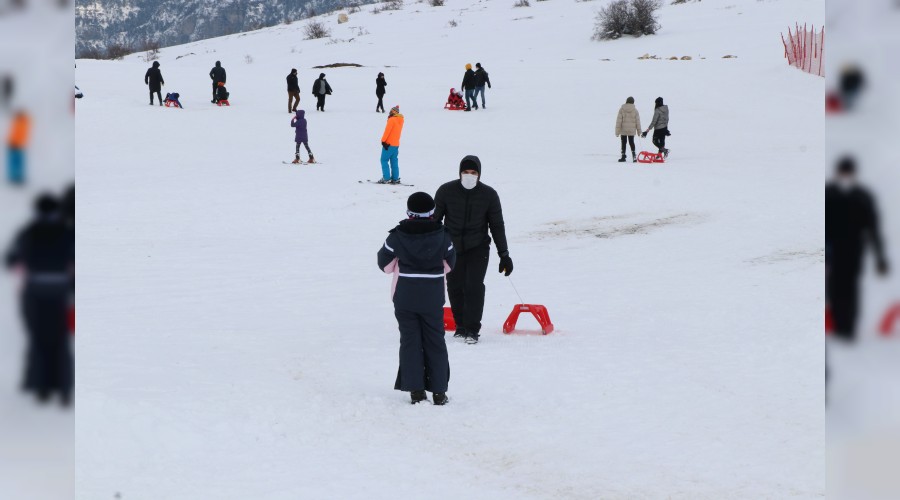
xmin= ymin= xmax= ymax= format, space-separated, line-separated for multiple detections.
xmin=359 ymin=180 xmax=415 ymax=187
xmin=282 ymin=160 xmax=322 ymax=165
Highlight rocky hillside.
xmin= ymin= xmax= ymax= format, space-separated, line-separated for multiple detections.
xmin=76 ymin=0 xmax=347 ymax=57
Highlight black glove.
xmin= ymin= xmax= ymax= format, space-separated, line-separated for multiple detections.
xmin=488 ymin=83 xmax=492 ymax=89
xmin=382 ymin=142 xmax=389 ymax=150
xmin=498 ymin=254 xmax=513 ymax=276
xmin=641 ymin=131 xmax=648 ymax=138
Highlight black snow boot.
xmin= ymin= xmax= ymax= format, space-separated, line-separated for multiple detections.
xmin=632 ymin=151 xmax=637 ymax=163
xmin=453 ymin=328 xmax=466 ymax=338
xmin=465 ymin=331 xmax=480 ymax=344
xmin=433 ymin=393 xmax=449 ymax=405
xmin=411 ymin=390 xmax=428 ymax=404
xmin=618 ymin=153 xmax=626 ymax=162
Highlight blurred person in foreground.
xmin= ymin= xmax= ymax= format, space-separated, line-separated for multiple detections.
xmin=825 ymin=156 xmax=889 ymax=342
xmin=5 ymin=193 xmax=75 ymax=407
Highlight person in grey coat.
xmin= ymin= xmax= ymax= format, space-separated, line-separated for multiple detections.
xmin=378 ymin=192 xmax=457 ymax=405
xmin=642 ymin=96 xmax=670 ymax=158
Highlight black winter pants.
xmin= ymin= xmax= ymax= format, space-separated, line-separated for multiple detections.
xmin=149 ymin=90 xmax=162 ymax=105
xmin=21 ymin=284 xmax=73 ymax=399
xmin=446 ymin=244 xmax=490 ymax=334
xmin=652 ymin=128 xmax=668 ymax=150
xmin=394 ymin=308 xmax=449 ymax=393
xmin=295 ymin=141 xmax=312 ymax=158
xmin=212 ymin=81 xmax=220 ymax=102
xmin=620 ymin=135 xmax=636 ymax=154
xmin=376 ymin=94 xmax=385 ymax=112
xmin=316 ymin=94 xmax=326 ymax=111
xmin=827 ymin=258 xmax=861 ymax=341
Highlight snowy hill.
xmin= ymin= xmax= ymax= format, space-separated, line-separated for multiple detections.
xmin=75 ymin=0 xmax=824 ymax=498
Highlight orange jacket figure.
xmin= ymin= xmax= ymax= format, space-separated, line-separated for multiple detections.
xmin=8 ymin=112 xmax=30 ymax=149
xmin=381 ymin=107 xmax=404 ymax=147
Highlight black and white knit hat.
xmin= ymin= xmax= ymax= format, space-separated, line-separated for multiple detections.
xmin=407 ymin=192 xmax=435 ymax=219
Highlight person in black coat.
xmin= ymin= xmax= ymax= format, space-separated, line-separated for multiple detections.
xmin=311 ymin=73 xmax=333 ymax=111
xmin=5 ymin=194 xmax=75 ymax=406
xmin=378 ymin=192 xmax=457 ymax=405
xmin=287 ymin=68 xmax=300 ymax=113
xmin=472 ymin=62 xmax=491 ymax=109
xmin=825 ymin=156 xmax=889 ymax=341
xmin=209 ymin=61 xmax=226 ymax=103
xmin=144 ymin=61 xmax=164 ymax=106
xmin=375 ymin=72 xmax=387 ymax=113
xmin=433 ymin=155 xmax=512 ymax=344
xmin=460 ymin=64 xmax=476 ymax=111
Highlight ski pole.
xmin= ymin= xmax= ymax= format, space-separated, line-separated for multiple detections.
xmin=507 ymin=276 xmax=525 ymax=305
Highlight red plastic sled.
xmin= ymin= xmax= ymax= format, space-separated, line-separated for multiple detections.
xmin=164 ymin=100 xmax=179 ymax=107
xmin=443 ymin=307 xmax=456 ymax=331
xmin=503 ymin=304 xmax=554 ymax=335
xmin=879 ymin=303 xmax=900 ymax=337
xmin=444 ymin=102 xmax=466 ymax=111
xmin=636 ymin=151 xmax=665 ymax=163
xmin=217 ymin=100 xmax=230 ymax=106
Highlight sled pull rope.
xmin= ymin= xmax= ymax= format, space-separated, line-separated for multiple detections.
xmin=507 ymin=276 xmax=526 ymax=305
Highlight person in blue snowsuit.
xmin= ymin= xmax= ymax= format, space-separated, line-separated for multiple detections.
xmin=290 ymin=109 xmax=314 ymax=164
xmin=377 ymin=192 xmax=457 ymax=405
xmin=164 ymin=92 xmax=183 ymax=108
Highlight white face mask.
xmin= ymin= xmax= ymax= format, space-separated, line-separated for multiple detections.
xmin=835 ymin=175 xmax=855 ymax=192
xmin=460 ymin=173 xmax=478 ymax=190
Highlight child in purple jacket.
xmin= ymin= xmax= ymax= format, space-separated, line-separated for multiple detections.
xmin=290 ymin=109 xmax=315 ymax=164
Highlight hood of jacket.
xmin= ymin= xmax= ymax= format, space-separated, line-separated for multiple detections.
xmin=295 ymin=109 xmax=305 ymax=120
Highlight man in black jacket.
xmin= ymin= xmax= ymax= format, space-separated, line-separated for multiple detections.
xmin=6 ymin=194 xmax=75 ymax=406
xmin=434 ymin=155 xmax=512 ymax=344
xmin=473 ymin=62 xmax=491 ymax=110
xmin=209 ymin=61 xmax=226 ymax=103
xmin=825 ymin=156 xmax=889 ymax=341
xmin=378 ymin=192 xmax=457 ymax=404
xmin=312 ymin=73 xmax=333 ymax=111
xmin=144 ymin=61 xmax=164 ymax=106
xmin=286 ymin=68 xmax=300 ymax=113
xmin=460 ymin=64 xmax=476 ymax=111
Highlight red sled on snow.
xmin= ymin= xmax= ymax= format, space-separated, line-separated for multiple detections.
xmin=503 ymin=304 xmax=554 ymax=335
xmin=217 ymin=100 xmax=230 ymax=106
xmin=636 ymin=151 xmax=665 ymax=163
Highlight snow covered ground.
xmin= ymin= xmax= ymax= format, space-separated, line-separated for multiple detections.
xmin=75 ymin=0 xmax=824 ymax=498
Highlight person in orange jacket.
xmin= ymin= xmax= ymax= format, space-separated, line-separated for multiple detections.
xmin=7 ymin=110 xmax=30 ymax=185
xmin=378 ymin=105 xmax=404 ymax=184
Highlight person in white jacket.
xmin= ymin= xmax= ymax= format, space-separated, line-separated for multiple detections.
xmin=615 ymin=96 xmax=641 ymax=162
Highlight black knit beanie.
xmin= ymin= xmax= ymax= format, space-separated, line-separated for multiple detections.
xmin=655 ymin=97 xmax=664 ymax=106
xmin=459 ymin=155 xmax=482 ymax=176
xmin=407 ymin=192 xmax=435 ymax=218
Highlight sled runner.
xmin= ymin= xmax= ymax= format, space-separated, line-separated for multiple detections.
xmin=636 ymin=151 xmax=665 ymax=163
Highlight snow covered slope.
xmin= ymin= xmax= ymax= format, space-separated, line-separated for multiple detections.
xmin=75 ymin=0 xmax=824 ymax=498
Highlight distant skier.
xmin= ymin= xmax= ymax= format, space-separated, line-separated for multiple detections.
xmin=472 ymin=62 xmax=491 ymax=109
xmin=215 ymin=82 xmax=229 ymax=103
xmin=209 ymin=61 xmax=226 ymax=103
xmin=311 ymin=73 xmax=332 ymax=112
xmin=6 ymin=109 xmax=30 ymax=185
xmin=642 ymin=96 xmax=670 ymax=158
xmin=287 ymin=68 xmax=300 ymax=113
xmin=144 ymin=61 xmax=164 ymax=106
xmin=825 ymin=156 xmax=889 ymax=341
xmin=616 ymin=96 xmax=641 ymax=163
xmin=290 ymin=109 xmax=315 ymax=164
xmin=375 ymin=72 xmax=387 ymax=113
xmin=5 ymin=193 xmax=75 ymax=406
xmin=434 ymin=155 xmax=512 ymax=344
xmin=460 ymin=64 xmax=476 ymax=111
xmin=377 ymin=191 xmax=456 ymax=405
xmin=377 ymin=105 xmax=404 ymax=184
